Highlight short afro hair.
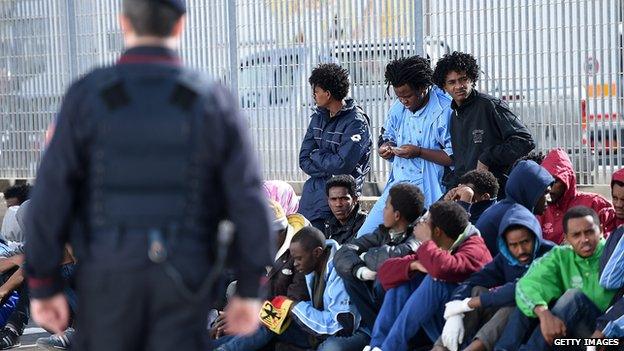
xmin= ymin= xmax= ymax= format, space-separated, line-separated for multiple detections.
xmin=432 ymin=51 xmax=480 ymax=89
xmin=384 ymin=56 xmax=432 ymax=96
xmin=563 ymin=206 xmax=600 ymax=234
xmin=429 ymin=201 xmax=470 ymax=240
xmin=516 ymin=151 xmax=546 ymax=166
xmin=291 ymin=226 xmax=326 ymax=251
xmin=459 ymin=169 xmax=499 ymax=198
xmin=3 ymin=184 xmax=31 ymax=205
xmin=388 ymin=183 xmax=425 ymax=223
xmin=123 ymin=0 xmax=183 ymax=37
xmin=308 ymin=63 xmax=350 ymax=101
xmin=325 ymin=175 xmax=358 ymax=198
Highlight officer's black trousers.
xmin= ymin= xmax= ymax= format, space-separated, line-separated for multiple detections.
xmin=74 ymin=264 xmax=210 ymax=351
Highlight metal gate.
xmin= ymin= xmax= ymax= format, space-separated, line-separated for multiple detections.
xmin=0 ymin=0 xmax=621 ymax=186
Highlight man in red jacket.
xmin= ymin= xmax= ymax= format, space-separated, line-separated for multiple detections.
xmin=600 ymin=168 xmax=624 ymax=235
xmin=362 ymin=202 xmax=492 ymax=351
xmin=538 ymin=148 xmax=612 ymax=243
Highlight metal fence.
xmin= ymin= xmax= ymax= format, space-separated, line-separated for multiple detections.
xmin=0 ymin=0 xmax=621 ymax=186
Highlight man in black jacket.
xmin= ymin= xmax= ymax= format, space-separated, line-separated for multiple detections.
xmin=334 ymin=183 xmax=423 ymax=329
xmin=324 ymin=175 xmax=367 ymax=245
xmin=433 ymin=52 xmax=535 ymax=198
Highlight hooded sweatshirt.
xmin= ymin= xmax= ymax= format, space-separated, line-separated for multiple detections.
xmin=538 ymin=148 xmax=613 ymax=244
xmin=449 ymin=204 xmax=555 ymax=308
xmin=377 ymin=224 xmax=492 ymax=290
xmin=476 ymin=160 xmax=554 ymax=256
xmin=516 ymin=239 xmax=616 ymax=318
xmin=599 ymin=168 xmax=624 ymax=235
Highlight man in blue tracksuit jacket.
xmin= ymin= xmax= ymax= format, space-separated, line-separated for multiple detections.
xmin=476 ymin=160 xmax=554 ymax=256
xmin=436 ymin=204 xmax=555 ymax=351
xmin=298 ymin=64 xmax=372 ymax=230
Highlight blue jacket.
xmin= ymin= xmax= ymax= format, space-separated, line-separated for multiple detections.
xmin=291 ymin=240 xmax=363 ymax=337
xmin=298 ymin=99 xmax=372 ymax=222
xmin=458 ymin=199 xmax=497 ymax=225
xmin=598 ymin=227 xmax=624 ymax=336
xmin=450 ymin=204 xmax=554 ymax=308
xmin=476 ymin=160 xmax=554 ymax=256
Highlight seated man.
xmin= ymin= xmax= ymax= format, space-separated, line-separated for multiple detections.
xmin=324 ymin=175 xmax=367 ymax=245
xmin=443 ymin=169 xmax=498 ymax=224
xmin=599 ymin=168 xmax=624 ymax=235
xmin=538 ymin=148 xmax=612 ymax=244
xmin=363 ymin=201 xmax=492 ymax=351
xmin=496 ymin=206 xmax=616 ymax=351
xmin=434 ymin=204 xmax=554 ymax=351
xmin=215 ymin=227 xmax=368 ymax=351
xmin=476 ymin=160 xmax=553 ymax=256
xmin=334 ymin=183 xmax=423 ymax=329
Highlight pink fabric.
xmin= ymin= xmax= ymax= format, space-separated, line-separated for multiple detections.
xmin=263 ymin=180 xmax=299 ymax=215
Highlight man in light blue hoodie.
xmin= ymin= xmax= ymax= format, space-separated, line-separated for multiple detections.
xmin=214 ymin=227 xmax=368 ymax=351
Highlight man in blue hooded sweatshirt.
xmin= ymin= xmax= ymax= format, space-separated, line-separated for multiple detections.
xmin=476 ymin=160 xmax=554 ymax=256
xmin=433 ymin=204 xmax=555 ymax=351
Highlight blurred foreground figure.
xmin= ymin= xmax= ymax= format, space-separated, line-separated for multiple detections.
xmin=24 ymin=1 xmax=272 ymax=350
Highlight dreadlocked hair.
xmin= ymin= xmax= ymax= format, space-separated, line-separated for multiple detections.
xmin=384 ymin=56 xmax=432 ymax=96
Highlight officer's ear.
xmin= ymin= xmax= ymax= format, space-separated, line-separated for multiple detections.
xmin=170 ymin=15 xmax=186 ymax=39
xmin=119 ymin=14 xmax=134 ymax=36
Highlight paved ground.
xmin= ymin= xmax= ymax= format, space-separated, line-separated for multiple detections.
xmin=13 ymin=323 xmax=50 ymax=350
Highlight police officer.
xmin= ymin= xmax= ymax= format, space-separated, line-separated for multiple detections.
xmin=23 ymin=1 xmax=273 ymax=350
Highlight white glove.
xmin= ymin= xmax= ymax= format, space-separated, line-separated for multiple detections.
xmin=441 ymin=314 xmax=465 ymax=351
xmin=356 ymin=266 xmax=377 ymax=281
xmin=444 ymin=297 xmax=474 ymax=320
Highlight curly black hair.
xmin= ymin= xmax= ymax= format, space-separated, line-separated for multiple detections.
xmin=384 ymin=56 xmax=432 ymax=96
xmin=308 ymin=63 xmax=350 ymax=101
xmin=432 ymin=51 xmax=480 ymax=89
xmin=325 ymin=175 xmax=357 ymax=198
xmin=388 ymin=183 xmax=425 ymax=223
xmin=515 ymin=151 xmax=546 ymax=166
xmin=459 ymin=169 xmax=499 ymax=198
xmin=429 ymin=201 xmax=470 ymax=241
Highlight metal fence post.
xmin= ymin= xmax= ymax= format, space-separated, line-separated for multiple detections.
xmin=414 ymin=0 xmax=423 ymax=56
xmin=65 ymin=0 xmax=77 ymax=79
xmin=227 ymin=0 xmax=238 ymax=98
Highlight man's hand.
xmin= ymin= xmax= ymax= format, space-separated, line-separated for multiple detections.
xmin=455 ymin=186 xmax=475 ymax=203
xmin=356 ymin=266 xmax=377 ymax=281
xmin=476 ymin=160 xmax=489 ymax=171
xmin=378 ymin=142 xmax=395 ymax=160
xmin=409 ymin=260 xmax=428 ymax=273
xmin=535 ymin=307 xmax=566 ymax=345
xmin=209 ymin=312 xmax=228 ymax=339
xmin=444 ymin=298 xmax=474 ymax=320
xmin=223 ymin=297 xmax=262 ymax=335
xmin=31 ymin=294 xmax=70 ymax=334
xmin=413 ymin=220 xmax=432 ymax=242
xmin=392 ymin=144 xmax=421 ymax=159
xmin=441 ymin=314 xmax=465 ymax=351
xmin=443 ymin=187 xmax=459 ymax=202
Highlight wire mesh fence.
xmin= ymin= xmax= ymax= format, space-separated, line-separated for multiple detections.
xmin=0 ymin=0 xmax=621 ymax=186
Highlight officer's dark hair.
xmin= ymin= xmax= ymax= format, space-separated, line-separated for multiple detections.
xmin=388 ymin=183 xmax=425 ymax=223
xmin=385 ymin=56 xmax=432 ymax=96
xmin=429 ymin=201 xmax=470 ymax=241
xmin=308 ymin=63 xmax=350 ymax=101
xmin=291 ymin=226 xmax=327 ymax=251
xmin=563 ymin=206 xmax=600 ymax=234
xmin=325 ymin=175 xmax=357 ymax=198
xmin=432 ymin=51 xmax=480 ymax=89
xmin=458 ymin=169 xmax=499 ymax=198
xmin=3 ymin=184 xmax=31 ymax=205
xmin=122 ymin=0 xmax=183 ymax=37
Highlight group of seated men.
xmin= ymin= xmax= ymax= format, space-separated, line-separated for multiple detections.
xmin=207 ymin=147 xmax=624 ymax=351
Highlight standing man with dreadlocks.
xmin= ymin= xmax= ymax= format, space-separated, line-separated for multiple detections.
xmin=433 ymin=52 xmax=534 ymax=198
xmin=357 ymin=56 xmax=453 ymax=237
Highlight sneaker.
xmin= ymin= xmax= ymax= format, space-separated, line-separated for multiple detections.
xmin=36 ymin=328 xmax=74 ymax=350
xmin=0 ymin=328 xmax=19 ymax=350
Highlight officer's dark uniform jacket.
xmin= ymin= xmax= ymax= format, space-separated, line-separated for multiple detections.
xmin=448 ymin=89 xmax=535 ymax=197
xmin=24 ymin=46 xmax=273 ymax=300
xmin=323 ymin=203 xmax=367 ymax=245
xmin=298 ymin=99 xmax=372 ymax=223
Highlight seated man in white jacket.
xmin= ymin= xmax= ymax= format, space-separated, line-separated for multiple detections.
xmin=214 ymin=226 xmax=369 ymax=351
